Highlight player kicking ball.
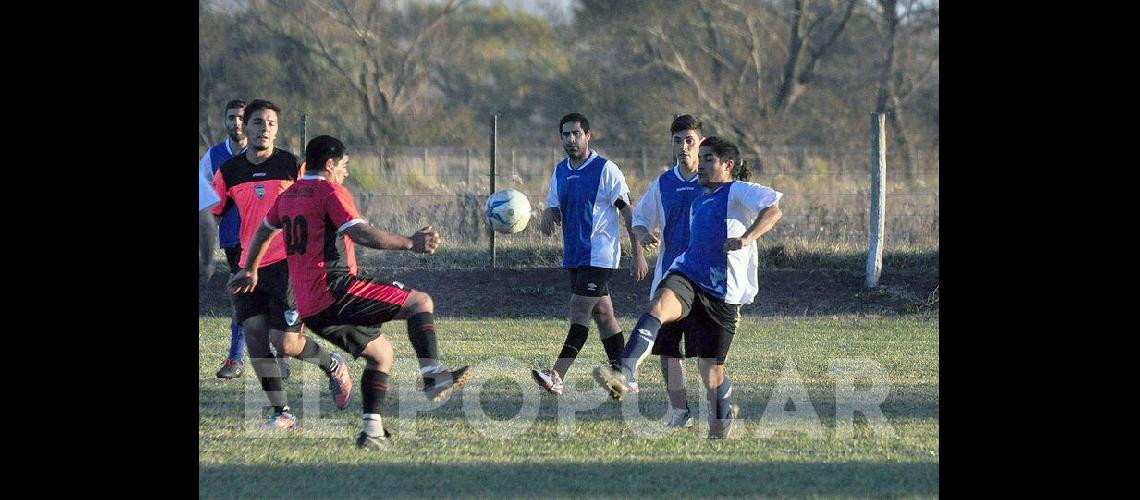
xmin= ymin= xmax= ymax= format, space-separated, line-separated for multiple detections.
xmin=230 ymin=135 xmax=471 ymax=448
xmin=593 ymin=137 xmax=783 ymax=438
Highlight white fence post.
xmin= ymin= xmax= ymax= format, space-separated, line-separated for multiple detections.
xmin=866 ymin=113 xmax=886 ymax=288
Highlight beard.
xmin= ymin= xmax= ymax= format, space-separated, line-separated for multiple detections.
xmin=564 ymin=145 xmax=582 ymax=158
xmin=228 ymin=130 xmax=244 ymax=143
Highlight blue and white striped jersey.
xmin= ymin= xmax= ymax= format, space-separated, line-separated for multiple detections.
xmin=545 ymin=150 xmax=631 ymax=269
xmin=632 ymin=164 xmax=701 ymax=299
xmin=669 ymin=181 xmax=782 ymax=304
xmin=199 ymin=137 xmax=244 ymax=248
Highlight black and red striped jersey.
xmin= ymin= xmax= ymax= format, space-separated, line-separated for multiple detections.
xmin=265 ymin=175 xmax=365 ymax=317
xmin=212 ymin=148 xmax=304 ymax=269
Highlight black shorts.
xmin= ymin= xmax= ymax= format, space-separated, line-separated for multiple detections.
xmin=651 ymin=320 xmax=687 ymax=358
xmin=224 ymin=246 xmax=243 ymax=274
xmin=567 ymin=266 xmax=614 ymax=297
xmin=232 ymin=260 xmax=303 ymax=333
xmin=302 ymin=274 xmax=414 ymax=358
xmin=659 ymin=272 xmax=741 ymax=364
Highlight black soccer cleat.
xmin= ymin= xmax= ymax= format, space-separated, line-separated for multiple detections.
xmin=423 ymin=365 xmax=472 ymax=403
xmin=355 ymin=428 xmax=393 ymax=449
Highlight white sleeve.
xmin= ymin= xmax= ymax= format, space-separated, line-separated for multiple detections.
xmin=545 ymin=167 xmax=560 ymax=208
xmin=199 ymin=172 xmax=220 ymax=211
xmin=732 ymin=182 xmax=783 ymax=220
xmin=632 ymin=176 xmax=661 ymax=231
xmin=199 ymin=151 xmax=214 ymax=184
xmin=604 ymin=160 xmax=631 ymax=207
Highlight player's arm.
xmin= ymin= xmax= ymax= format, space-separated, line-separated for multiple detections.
xmin=227 ymin=221 xmax=282 ymax=293
xmin=343 ymin=223 xmax=441 ymax=254
xmin=541 ymin=169 xmax=561 ymax=236
xmin=619 ymin=200 xmax=649 ymax=281
xmin=631 ymin=180 xmax=661 ymax=250
xmin=199 ymin=207 xmax=218 ymax=278
xmin=724 ymin=203 xmax=783 ymax=252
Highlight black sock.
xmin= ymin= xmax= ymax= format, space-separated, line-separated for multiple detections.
xmin=553 ymin=324 xmax=589 ymax=376
xmin=601 ymin=331 xmax=625 ymax=370
xmin=407 ymin=312 xmax=440 ymax=369
xmin=252 ymin=356 xmax=288 ymax=410
xmin=295 ymin=336 xmax=337 ymax=374
xmin=361 ymin=369 xmax=390 ymax=415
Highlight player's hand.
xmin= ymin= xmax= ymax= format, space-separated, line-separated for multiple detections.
xmin=640 ymin=231 xmax=661 ymax=251
xmin=228 ymin=268 xmax=258 ymax=294
xmin=632 ymin=250 xmax=649 ymax=281
xmin=724 ymin=237 xmax=749 ymax=253
xmin=411 ymin=226 xmax=441 ymax=254
xmin=541 ymin=208 xmax=561 ymax=237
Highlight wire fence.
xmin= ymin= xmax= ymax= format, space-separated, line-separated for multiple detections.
xmin=337 ymin=144 xmax=938 ymax=252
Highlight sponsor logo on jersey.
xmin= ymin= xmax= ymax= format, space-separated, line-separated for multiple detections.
xmin=676 ymin=187 xmax=695 ymax=191
xmin=284 ymin=309 xmax=300 ymax=326
xmin=255 ymin=185 xmax=265 ymax=199
xmin=253 ymin=172 xmax=267 ymax=177
xmin=567 ymin=175 xmax=580 ymax=181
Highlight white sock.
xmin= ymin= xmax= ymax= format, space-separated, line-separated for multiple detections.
xmin=363 ymin=413 xmax=384 ymax=437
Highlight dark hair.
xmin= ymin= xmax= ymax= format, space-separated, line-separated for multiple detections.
xmin=224 ymin=99 xmax=246 ymax=113
xmin=700 ymin=136 xmax=750 ymax=181
xmin=242 ymin=99 xmax=282 ymax=124
xmin=305 ymin=135 xmax=346 ymax=169
xmin=559 ymin=113 xmax=590 ymax=133
xmin=670 ymin=114 xmax=702 ymax=135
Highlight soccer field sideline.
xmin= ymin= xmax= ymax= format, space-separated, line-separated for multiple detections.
xmin=199 ymin=314 xmax=938 ymax=497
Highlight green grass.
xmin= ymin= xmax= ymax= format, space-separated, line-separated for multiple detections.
xmin=199 ymin=314 xmax=939 ymax=497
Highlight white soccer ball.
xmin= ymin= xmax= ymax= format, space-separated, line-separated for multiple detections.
xmin=486 ymin=189 xmax=532 ymax=234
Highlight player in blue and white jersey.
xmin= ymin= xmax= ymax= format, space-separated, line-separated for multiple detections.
xmin=627 ymin=115 xmax=704 ymax=428
xmin=200 ymin=99 xmax=250 ymax=379
xmin=595 ymin=136 xmax=783 ymax=438
xmin=531 ymin=113 xmax=649 ymax=396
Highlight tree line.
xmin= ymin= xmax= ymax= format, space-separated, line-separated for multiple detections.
xmin=199 ymin=0 xmax=937 ymax=171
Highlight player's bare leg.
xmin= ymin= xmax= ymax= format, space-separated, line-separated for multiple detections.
xmin=241 ymin=315 xmax=294 ymax=429
xmin=661 ymin=356 xmax=693 ymax=428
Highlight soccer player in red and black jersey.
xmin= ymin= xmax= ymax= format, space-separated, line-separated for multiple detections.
xmin=213 ymin=101 xmax=353 ymax=429
xmin=230 ymin=135 xmax=471 ymax=448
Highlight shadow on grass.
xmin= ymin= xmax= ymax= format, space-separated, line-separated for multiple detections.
xmin=200 ymin=461 xmax=938 ymax=497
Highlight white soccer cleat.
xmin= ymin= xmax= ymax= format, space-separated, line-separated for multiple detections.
xmin=531 ymin=368 xmax=564 ymax=396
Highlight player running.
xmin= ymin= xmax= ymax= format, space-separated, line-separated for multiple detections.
xmin=594 ymin=136 xmax=783 ymax=438
xmin=213 ymin=100 xmax=353 ymax=429
xmin=530 ymin=113 xmax=648 ymax=396
xmin=230 ymin=135 xmax=471 ymax=448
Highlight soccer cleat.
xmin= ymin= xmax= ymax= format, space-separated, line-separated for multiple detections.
xmin=423 ymin=365 xmax=471 ymax=403
xmin=592 ymin=365 xmax=629 ymax=400
xmin=665 ymin=406 xmax=695 ymax=428
xmin=327 ymin=352 xmax=353 ymax=410
xmin=708 ymin=403 xmax=740 ymax=439
xmin=355 ymin=428 xmax=393 ymax=449
xmin=215 ymin=358 xmax=243 ymax=379
xmin=265 ymin=409 xmax=297 ymax=430
xmin=531 ymin=368 xmax=564 ymax=396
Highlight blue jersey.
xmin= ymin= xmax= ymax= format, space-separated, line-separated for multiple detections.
xmin=632 ymin=165 xmax=701 ymax=298
xmin=669 ymin=181 xmax=782 ymax=304
xmin=545 ymin=150 xmax=631 ymax=269
xmin=199 ymin=138 xmax=243 ymax=248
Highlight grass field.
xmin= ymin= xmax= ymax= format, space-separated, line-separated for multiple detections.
xmin=199 ymin=313 xmax=939 ymax=497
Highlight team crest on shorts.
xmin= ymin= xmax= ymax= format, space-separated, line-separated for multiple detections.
xmin=587 ymin=282 xmax=598 ymax=291
xmin=284 ymin=309 xmax=300 ymax=326
xmin=255 ymin=185 xmax=265 ymax=199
